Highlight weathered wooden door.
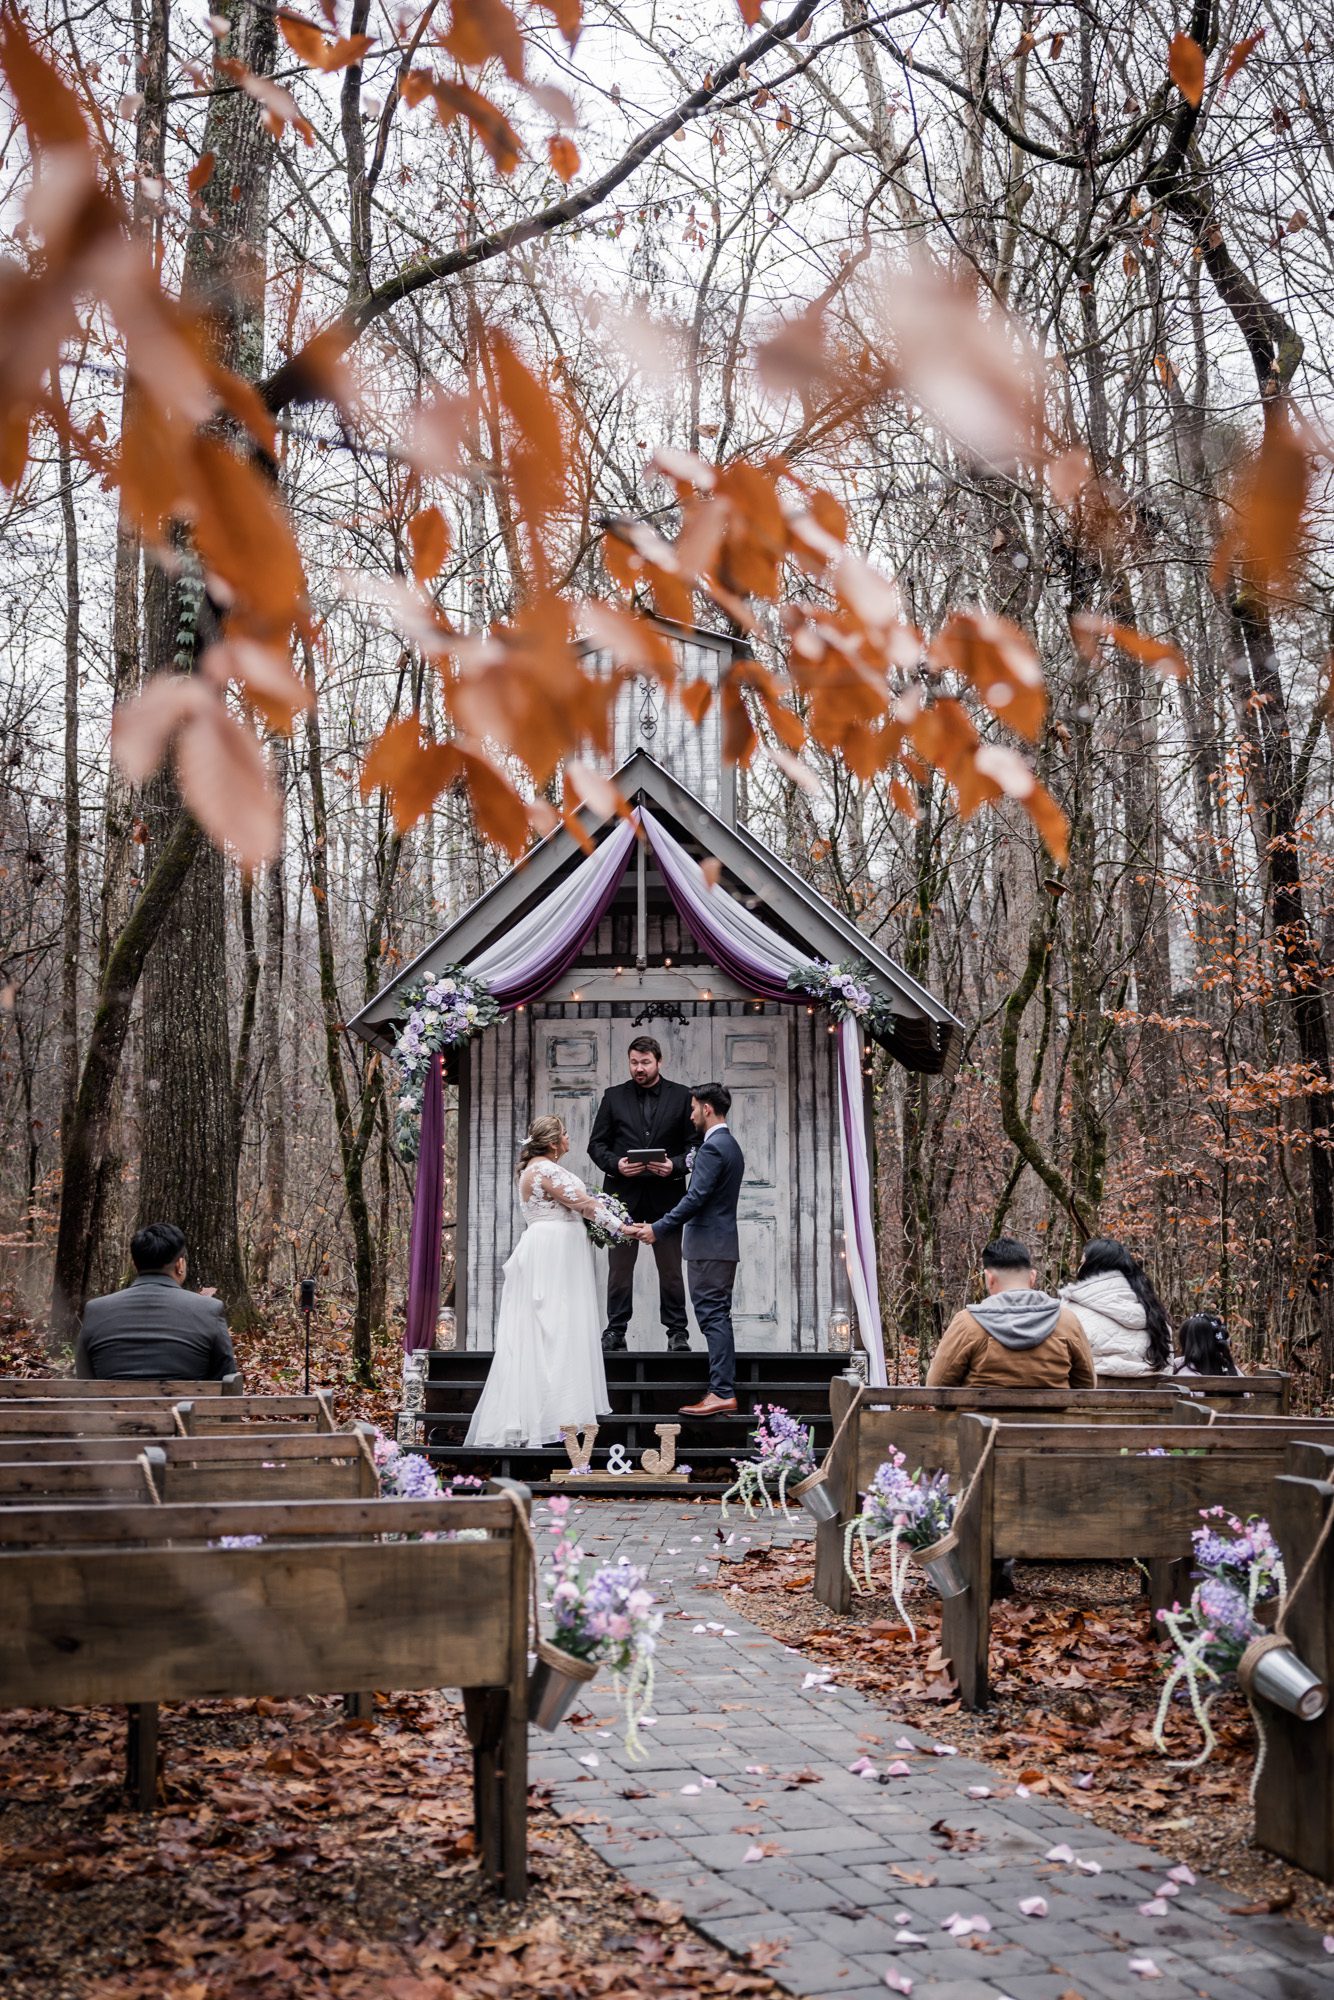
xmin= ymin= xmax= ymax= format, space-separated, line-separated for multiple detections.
xmin=712 ymin=1014 xmax=793 ymax=1352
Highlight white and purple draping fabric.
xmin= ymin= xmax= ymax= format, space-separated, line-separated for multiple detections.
xmin=469 ymin=814 xmax=638 ymax=1005
xmin=402 ymin=819 xmax=636 ymax=1351
xmin=639 ymin=808 xmax=887 ymax=1385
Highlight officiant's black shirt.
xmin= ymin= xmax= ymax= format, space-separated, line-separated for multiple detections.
xmin=634 ymin=1077 xmax=662 ymax=1141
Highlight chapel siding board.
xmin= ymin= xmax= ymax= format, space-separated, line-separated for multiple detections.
xmin=466 ymin=1010 xmax=531 ymax=1352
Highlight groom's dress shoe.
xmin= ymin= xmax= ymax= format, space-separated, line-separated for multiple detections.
xmin=679 ymin=1393 xmax=737 ymax=1417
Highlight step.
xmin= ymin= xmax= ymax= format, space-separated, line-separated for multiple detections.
xmin=416 ymin=1409 xmax=830 ymax=1452
xmin=424 ymin=1349 xmax=849 ymax=1387
xmin=422 ymin=1379 xmax=839 ymax=1419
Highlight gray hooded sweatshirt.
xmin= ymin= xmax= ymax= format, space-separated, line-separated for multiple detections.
xmin=968 ymin=1288 xmax=1063 ymax=1350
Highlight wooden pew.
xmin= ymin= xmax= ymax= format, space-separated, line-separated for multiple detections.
xmin=146 ymin=1430 xmax=378 ymax=1503
xmin=0 ymin=1405 xmax=186 ymax=1440
xmin=813 ymin=1378 xmax=1195 ymax=1613
xmin=0 ymin=1375 xmax=243 ymax=1399
xmin=0 ymin=1487 xmax=533 ymax=1897
xmin=942 ymin=1416 xmax=1334 ymax=1708
xmin=0 ymin=1428 xmax=363 ymax=1467
xmin=175 ymin=1391 xmax=336 ymax=1432
xmin=0 ymin=1393 xmax=335 ymax=1441
xmin=1253 ymin=1440 xmax=1334 ymax=1881
xmin=1100 ymin=1370 xmax=1290 ymax=1413
xmin=0 ymin=1457 xmax=162 ymax=1504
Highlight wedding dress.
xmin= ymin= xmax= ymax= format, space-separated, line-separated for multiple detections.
xmin=464 ymin=1158 xmax=618 ymax=1448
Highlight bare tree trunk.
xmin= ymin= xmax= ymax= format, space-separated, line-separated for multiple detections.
xmin=57 ymin=424 xmax=81 ymax=1139
xmin=252 ymin=740 xmax=288 ymax=1290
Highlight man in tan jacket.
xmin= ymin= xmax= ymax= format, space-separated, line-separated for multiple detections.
xmin=928 ymin=1237 xmax=1096 ymax=1389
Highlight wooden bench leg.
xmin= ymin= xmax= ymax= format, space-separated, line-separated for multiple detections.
xmin=814 ymin=1515 xmax=852 ymax=1615
xmin=343 ymin=1691 xmax=375 ymax=1720
xmin=1146 ymin=1556 xmax=1192 ymax=1619
xmin=940 ymin=1420 xmax=995 ymax=1710
xmin=126 ymin=1703 xmax=159 ymax=1811
xmin=499 ymin=1690 xmax=528 ymax=1901
xmin=463 ymin=1688 xmax=505 ymax=1884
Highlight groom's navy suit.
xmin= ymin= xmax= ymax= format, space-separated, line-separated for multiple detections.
xmin=650 ymin=1126 xmax=745 ymax=1398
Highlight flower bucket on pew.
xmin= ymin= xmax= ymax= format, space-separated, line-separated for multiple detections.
xmin=1153 ymin=1510 xmax=1326 ymax=1770
xmin=843 ymin=1450 xmax=963 ymax=1637
xmin=721 ymin=1405 xmax=824 ymax=1520
xmin=530 ymin=1496 xmax=663 ymax=1753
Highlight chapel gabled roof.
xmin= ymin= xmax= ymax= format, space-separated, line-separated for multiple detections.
xmin=349 ymin=750 xmax=964 ymax=1074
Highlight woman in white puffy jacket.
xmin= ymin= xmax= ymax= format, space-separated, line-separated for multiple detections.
xmin=1059 ymin=1238 xmax=1173 ymax=1376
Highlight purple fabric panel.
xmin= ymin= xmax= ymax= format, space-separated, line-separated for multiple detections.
xmin=486 ymin=817 xmax=637 ymax=1008
xmin=404 ymin=1052 xmax=445 ymax=1354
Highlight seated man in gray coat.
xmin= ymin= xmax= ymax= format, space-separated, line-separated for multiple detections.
xmin=76 ymin=1222 xmax=238 ymax=1381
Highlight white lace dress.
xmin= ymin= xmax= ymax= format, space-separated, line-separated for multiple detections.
xmin=464 ymin=1158 xmax=618 ymax=1448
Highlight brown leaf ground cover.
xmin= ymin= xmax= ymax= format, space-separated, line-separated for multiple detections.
xmin=0 ymin=1691 xmax=783 ymax=2000
xmin=718 ymin=1538 xmax=1334 ymax=1934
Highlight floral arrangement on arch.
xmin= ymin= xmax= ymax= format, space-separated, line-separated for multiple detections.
xmin=721 ymin=1404 xmax=819 ymax=1518
xmin=786 ymin=958 xmax=895 ymax=1038
xmin=1152 ymin=1510 xmax=1286 ymax=1765
xmin=544 ymin=1495 xmax=662 ymax=1754
xmin=391 ymin=968 xmax=501 ymax=1161
xmin=844 ymin=1449 xmax=956 ymax=1637
xmin=586 ymin=1191 xmax=632 ymax=1248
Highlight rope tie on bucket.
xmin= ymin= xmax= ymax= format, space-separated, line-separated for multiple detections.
xmin=812 ymin=1381 xmax=867 ymax=1484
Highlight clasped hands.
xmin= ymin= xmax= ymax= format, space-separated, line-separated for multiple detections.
xmin=623 ymin=1221 xmax=656 ymax=1242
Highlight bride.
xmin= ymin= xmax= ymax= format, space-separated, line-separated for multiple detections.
xmin=465 ymin=1115 xmax=623 ymax=1448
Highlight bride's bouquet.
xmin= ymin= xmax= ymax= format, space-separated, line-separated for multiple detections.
xmin=585 ymin=1191 xmax=631 ymax=1248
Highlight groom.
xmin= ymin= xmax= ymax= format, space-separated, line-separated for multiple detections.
xmin=628 ymin=1083 xmax=744 ymax=1417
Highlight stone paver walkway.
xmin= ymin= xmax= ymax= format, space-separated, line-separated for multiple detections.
xmin=529 ymin=1498 xmax=1332 ymax=2000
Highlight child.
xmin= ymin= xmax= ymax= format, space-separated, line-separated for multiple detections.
xmin=1171 ymin=1311 xmax=1241 ymax=1377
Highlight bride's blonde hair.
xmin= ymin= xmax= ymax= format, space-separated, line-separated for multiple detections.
xmin=518 ymin=1115 xmax=565 ymax=1174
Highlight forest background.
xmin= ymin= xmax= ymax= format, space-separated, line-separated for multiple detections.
xmin=2 ymin=0 xmax=1332 ymax=1395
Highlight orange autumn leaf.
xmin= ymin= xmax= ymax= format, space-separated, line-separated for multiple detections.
xmin=1168 ymin=32 xmax=1205 ymax=106
xmin=1070 ymin=613 xmax=1188 ymax=681
xmin=188 ymin=150 xmax=216 ymax=195
xmin=928 ymin=611 xmax=1046 ymax=742
xmin=278 ymin=13 xmax=373 ymax=72
xmin=408 ymin=504 xmax=451 ymax=583
xmin=403 ymin=71 xmax=522 ymax=172
xmin=1222 ymin=28 xmax=1264 ymax=87
xmin=1213 ymin=406 xmax=1311 ymax=600
xmin=220 ymin=59 xmax=316 ymax=143
xmin=441 ymin=0 xmax=527 ymax=81
xmin=547 ymin=134 xmax=580 ymax=182
xmin=361 ymin=715 xmax=459 ymax=830
xmin=537 ymin=0 xmax=582 ymax=48
xmin=491 ymin=330 xmax=566 ymax=522
xmin=678 ymin=680 xmax=714 ymax=725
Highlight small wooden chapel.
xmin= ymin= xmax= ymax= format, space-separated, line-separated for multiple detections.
xmin=351 ymin=625 xmax=963 ymax=1377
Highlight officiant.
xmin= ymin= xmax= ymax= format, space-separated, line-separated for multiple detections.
xmin=588 ymin=1035 xmax=696 ymax=1353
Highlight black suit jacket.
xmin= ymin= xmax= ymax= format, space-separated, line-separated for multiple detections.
xmin=76 ymin=1273 xmax=238 ymax=1381
xmin=587 ymin=1076 xmax=695 ymax=1221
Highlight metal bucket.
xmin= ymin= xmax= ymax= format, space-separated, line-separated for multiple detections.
xmin=793 ymin=1469 xmax=839 ymax=1523
xmin=528 ymin=1639 xmax=599 ymax=1732
xmin=915 ymin=1531 xmax=968 ymax=1599
xmin=1247 ymin=1641 xmax=1328 ymax=1721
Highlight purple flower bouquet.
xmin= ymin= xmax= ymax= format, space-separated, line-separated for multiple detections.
xmin=534 ymin=1496 xmax=662 ymax=1752
xmin=371 ymin=1431 xmax=487 ymax=1540
xmin=1153 ymin=1510 xmax=1293 ymax=1765
xmin=721 ymin=1404 xmax=819 ymax=1519
xmin=844 ymin=1449 xmax=959 ymax=1636
xmin=586 ymin=1191 xmax=632 ymax=1249
xmin=391 ymin=967 xmax=500 ymax=1161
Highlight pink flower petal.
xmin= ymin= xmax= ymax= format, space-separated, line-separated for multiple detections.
xmin=1168 ymin=1864 xmax=1196 ymax=1886
xmin=1045 ymin=1843 xmax=1075 ymax=1864
xmin=1129 ymin=1960 xmax=1162 ymax=1979
xmin=1324 ymin=1935 xmax=1334 ymax=1953
xmin=894 ymin=1736 xmax=917 ymax=1750
xmin=745 ymin=1764 xmax=767 ymax=1775
xmin=1018 ymin=1897 xmax=1048 ymax=1918
xmin=942 ymin=1914 xmax=992 ymax=1937
xmin=1075 ymin=1772 xmax=1095 ymax=1789
xmin=893 ymin=1930 xmax=928 ymax=1946
xmin=1139 ymin=1900 xmax=1169 ymax=1917
xmin=680 ymin=1783 xmax=701 ymax=1795
xmin=1075 ymin=1857 xmax=1102 ymax=1875
xmin=883 ymin=1974 xmax=913 ymax=1994
xmin=931 ymin=1742 xmax=958 ymax=1756
xmin=1156 ymin=1881 xmax=1179 ymax=1899
xmin=741 ymin=1845 xmax=766 ymax=1864
xmin=884 ymin=1760 xmax=913 ymax=1777
xmin=966 ymin=1785 xmax=992 ymax=1799
xmin=578 ymin=1753 xmax=600 ymax=1768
